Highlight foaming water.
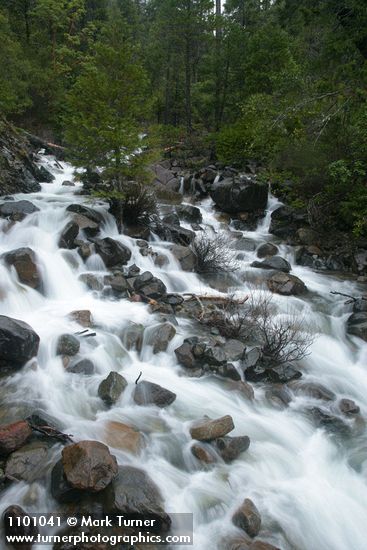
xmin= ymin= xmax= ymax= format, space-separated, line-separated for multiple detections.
xmin=0 ymin=157 xmax=366 ymax=549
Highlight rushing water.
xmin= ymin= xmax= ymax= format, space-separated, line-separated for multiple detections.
xmin=0 ymin=155 xmax=366 ymax=550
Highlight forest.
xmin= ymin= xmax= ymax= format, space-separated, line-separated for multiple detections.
xmin=0 ymin=0 xmax=367 ymax=237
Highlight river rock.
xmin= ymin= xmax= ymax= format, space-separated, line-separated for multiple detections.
xmin=66 ymin=204 xmax=103 ymax=225
xmin=77 ymin=241 xmax=93 ymax=260
xmin=0 ymin=316 xmax=40 ymax=368
xmin=103 ymin=421 xmax=144 ymax=454
xmin=0 ymin=200 xmax=39 ymax=222
xmin=174 ymin=341 xmax=196 ymax=368
xmin=58 ymin=221 xmax=79 ymax=249
xmin=175 ymin=204 xmax=203 ymax=224
xmin=106 ymin=273 xmax=131 ymax=295
xmin=121 ymin=323 xmax=144 ymax=352
xmin=293 ymin=382 xmax=335 ymax=401
xmin=146 ymin=322 xmax=176 ymax=353
xmin=154 ymin=222 xmax=195 ymax=245
xmin=346 ymin=312 xmax=367 ymax=341
xmin=232 ymin=498 xmax=261 ymax=538
xmin=339 ymin=398 xmax=360 ymax=415
xmin=256 ymin=242 xmax=279 ymax=258
xmin=94 ymin=237 xmax=131 ymax=267
xmin=98 ymin=372 xmax=127 ymax=406
xmin=79 ymin=273 xmax=103 ymax=291
xmin=104 ymin=466 xmax=171 ymax=532
xmin=214 ymin=435 xmax=250 ymax=463
xmin=62 ymin=180 xmax=74 ymax=186
xmin=51 ymin=459 xmax=83 ymax=503
xmin=62 ymin=440 xmax=118 ymax=492
xmin=251 ymin=256 xmax=291 ymax=273
xmin=133 ymin=271 xmax=167 ymax=300
xmin=267 ymin=271 xmax=307 ymax=295
xmin=269 ymin=205 xmax=307 ymax=239
xmin=223 ymin=339 xmax=246 ymax=361
xmin=210 ymin=177 xmax=268 ymax=214
xmin=134 ymin=381 xmax=176 ymax=408
xmin=67 ymin=358 xmax=94 ymax=375
xmin=169 ymin=244 xmax=197 ymax=271
xmin=69 ymin=309 xmax=93 ymax=328
xmin=265 ymin=385 xmax=292 ymax=407
xmin=215 ymin=363 xmax=241 ymax=381
xmin=307 ymin=407 xmax=350 ymax=435
xmin=162 ymin=212 xmax=180 ymax=226
xmin=5 ymin=442 xmax=48 ymax=482
xmin=3 ymin=247 xmax=42 ymax=290
xmin=191 ymin=443 xmax=217 ymax=464
xmin=353 ymin=296 xmax=367 ymax=313
xmin=3 ymin=505 xmax=39 ymax=549
xmin=190 ymin=415 xmax=234 ymax=441
xmin=0 ymin=421 xmax=32 ymax=455
xmin=72 ymin=213 xmax=100 ymax=237
xmin=56 ymin=334 xmax=80 ymax=356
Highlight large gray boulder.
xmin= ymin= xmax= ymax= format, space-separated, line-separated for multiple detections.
xmin=210 ymin=177 xmax=268 ymax=214
xmin=0 ymin=316 xmax=40 ymax=368
xmin=3 ymin=247 xmax=42 ymax=290
xmin=94 ymin=237 xmax=131 ymax=267
xmin=0 ymin=200 xmax=39 ymax=221
xmin=251 ymin=256 xmax=291 ymax=273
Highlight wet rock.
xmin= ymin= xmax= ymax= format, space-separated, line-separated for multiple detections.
xmin=106 ymin=273 xmax=131 ymax=295
xmin=270 ymin=205 xmax=307 ymax=239
xmin=154 ymin=253 xmax=169 ymax=268
xmin=51 ymin=459 xmax=83 ymax=503
xmin=134 ymin=381 xmax=176 ymax=408
xmin=58 ymin=221 xmax=79 ymax=249
xmin=56 ymin=334 xmax=80 ymax=356
xmin=267 ymin=271 xmax=307 ymax=295
xmin=339 ymin=398 xmax=360 ymax=415
xmin=124 ymin=224 xmax=151 ymax=240
xmin=94 ymin=237 xmax=131 ymax=268
xmin=66 ymin=204 xmax=103 ymax=225
xmin=193 ymin=341 xmax=227 ymax=366
xmin=242 ymin=349 xmax=302 ymax=384
xmin=0 ymin=421 xmax=32 ymax=456
xmin=121 ymin=323 xmax=144 ymax=352
xmin=223 ymin=339 xmax=246 ymax=361
xmin=163 ymin=294 xmax=184 ymax=307
xmin=133 ymin=271 xmax=167 ymax=300
xmin=251 ymin=256 xmax=291 ymax=273
xmin=346 ymin=312 xmax=367 ymax=341
xmin=104 ymin=466 xmax=171 ymax=532
xmin=146 ymin=323 xmax=176 ymax=353
xmin=191 ymin=443 xmax=217 ymax=464
xmin=0 ymin=200 xmax=39 ymax=222
xmin=268 ymin=364 xmax=302 ymax=384
xmin=69 ymin=310 xmax=93 ymax=328
xmin=265 ymin=385 xmax=292 ymax=407
xmin=0 ymin=316 xmax=40 ymax=368
xmin=174 ymin=341 xmax=196 ymax=369
xmin=62 ymin=440 xmax=118 ymax=492
xmin=210 ymin=177 xmax=268 ymax=214
xmin=297 ymin=227 xmax=319 ymax=245
xmin=169 ymin=244 xmax=197 ymax=271
xmin=214 ymin=435 xmax=250 ymax=463
xmin=154 ymin=222 xmax=195 ymax=245
xmin=162 ymin=212 xmax=180 ymax=226
xmin=3 ymin=247 xmax=42 ymax=290
xmin=62 ymin=180 xmax=74 ymax=186
xmin=190 ymin=415 xmax=234 ymax=441
xmin=293 ymin=382 xmax=335 ymax=401
xmin=307 ymin=407 xmax=351 ymax=435
xmin=232 ymin=237 xmax=257 ymax=252
xmin=67 ymin=358 xmax=94 ymax=375
xmin=353 ymin=296 xmax=367 ymax=313
xmin=230 ymin=380 xmax=255 ymax=400
xmin=5 ymin=442 xmax=48 ymax=482
xmin=72 ymin=213 xmax=99 ymax=237
xmin=3 ymin=505 xmax=39 ymax=549
xmin=232 ymin=498 xmax=261 ymax=538
xmin=175 ymin=204 xmax=203 ymax=224
xmin=256 ymin=242 xmax=279 ymax=258
xmin=103 ymin=421 xmax=144 ymax=454
xmin=98 ymin=372 xmax=127 ymax=406
xmin=215 ymin=363 xmax=241 ymax=381
xmin=77 ymin=241 xmax=93 ymax=260
xmin=79 ymin=273 xmax=103 ymax=291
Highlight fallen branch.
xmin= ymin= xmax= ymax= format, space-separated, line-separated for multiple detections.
xmin=28 ymin=422 xmax=73 ymax=444
xmin=330 ymin=291 xmax=359 ymax=303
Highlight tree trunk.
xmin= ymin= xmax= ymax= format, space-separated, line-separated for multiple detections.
xmin=214 ymin=0 xmax=222 ymax=130
xmin=184 ymin=0 xmax=192 ymax=133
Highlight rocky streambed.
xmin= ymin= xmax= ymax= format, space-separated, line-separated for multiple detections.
xmin=0 ymin=153 xmax=366 ymax=550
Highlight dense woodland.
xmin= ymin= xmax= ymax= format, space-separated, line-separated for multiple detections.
xmin=0 ymin=0 xmax=367 ymax=236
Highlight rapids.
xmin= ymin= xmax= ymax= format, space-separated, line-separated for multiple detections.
xmin=0 ymin=154 xmax=366 ymax=550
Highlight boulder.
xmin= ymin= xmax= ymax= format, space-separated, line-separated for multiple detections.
xmin=210 ymin=177 xmax=268 ymax=214
xmin=104 ymin=466 xmax=171 ymax=532
xmin=190 ymin=415 xmax=234 ymax=441
xmin=251 ymin=256 xmax=291 ymax=273
xmin=94 ymin=237 xmax=131 ymax=268
xmin=223 ymin=339 xmax=246 ymax=361
xmin=232 ymin=238 xmax=257 ymax=252
xmin=62 ymin=180 xmax=74 ymax=186
xmin=72 ymin=214 xmax=100 ymax=237
xmin=5 ymin=442 xmax=48 ymax=482
xmin=169 ymin=244 xmax=197 ymax=271
xmin=175 ymin=204 xmax=203 ymax=224
xmin=154 ymin=222 xmax=195 ymax=245
xmin=215 ymin=363 xmax=241 ymax=381
xmin=269 ymin=205 xmax=308 ymax=239
xmin=69 ymin=310 xmax=93 ymax=328
xmin=232 ymin=499 xmax=262 ymax=538
xmin=346 ymin=312 xmax=367 ymax=341
xmin=191 ymin=443 xmax=217 ymax=464
xmin=0 ymin=200 xmax=39 ymax=222
xmin=121 ymin=324 xmax=144 ymax=352
xmin=62 ymin=440 xmax=118 ymax=492
xmin=214 ymin=435 xmax=250 ymax=463
xmin=267 ymin=271 xmax=307 ymax=296
xmin=133 ymin=381 xmax=176 ymax=408
xmin=339 ymin=398 xmax=360 ymax=415
xmin=3 ymin=247 xmax=42 ymax=290
xmin=146 ymin=323 xmax=176 ymax=353
xmin=79 ymin=273 xmax=103 ymax=291
xmin=98 ymin=372 xmax=127 ymax=406
xmin=3 ymin=505 xmax=39 ymax=549
xmin=0 ymin=421 xmax=32 ymax=455
xmin=296 ymin=227 xmax=319 ymax=245
xmin=174 ymin=341 xmax=196 ymax=369
xmin=67 ymin=358 xmax=94 ymax=375
xmin=256 ymin=243 xmax=279 ymax=258
xmin=77 ymin=241 xmax=93 ymax=261
xmin=307 ymin=407 xmax=350 ymax=435
xmin=133 ymin=271 xmax=167 ymax=300
xmin=51 ymin=459 xmax=83 ymax=503
xmin=265 ymin=385 xmax=292 ymax=408
xmin=103 ymin=421 xmax=144 ymax=454
xmin=293 ymin=382 xmax=335 ymax=401
xmin=58 ymin=221 xmax=79 ymax=249
xmin=66 ymin=204 xmax=103 ymax=225
xmin=56 ymin=334 xmax=80 ymax=356
xmin=0 ymin=316 xmax=40 ymax=367
xmin=162 ymin=213 xmax=180 ymax=226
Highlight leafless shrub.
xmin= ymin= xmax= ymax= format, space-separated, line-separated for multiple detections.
xmin=197 ymin=291 xmax=315 ymax=365
xmin=192 ymin=230 xmax=239 ymax=273
xmin=110 ymin=182 xmax=157 ymax=227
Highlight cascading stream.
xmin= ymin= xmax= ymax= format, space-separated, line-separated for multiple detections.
xmin=0 ymin=154 xmax=366 ymax=550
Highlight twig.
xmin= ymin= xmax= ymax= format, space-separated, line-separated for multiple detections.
xmin=135 ymin=371 xmax=142 ymax=385
xmin=330 ymin=291 xmax=359 ymax=303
